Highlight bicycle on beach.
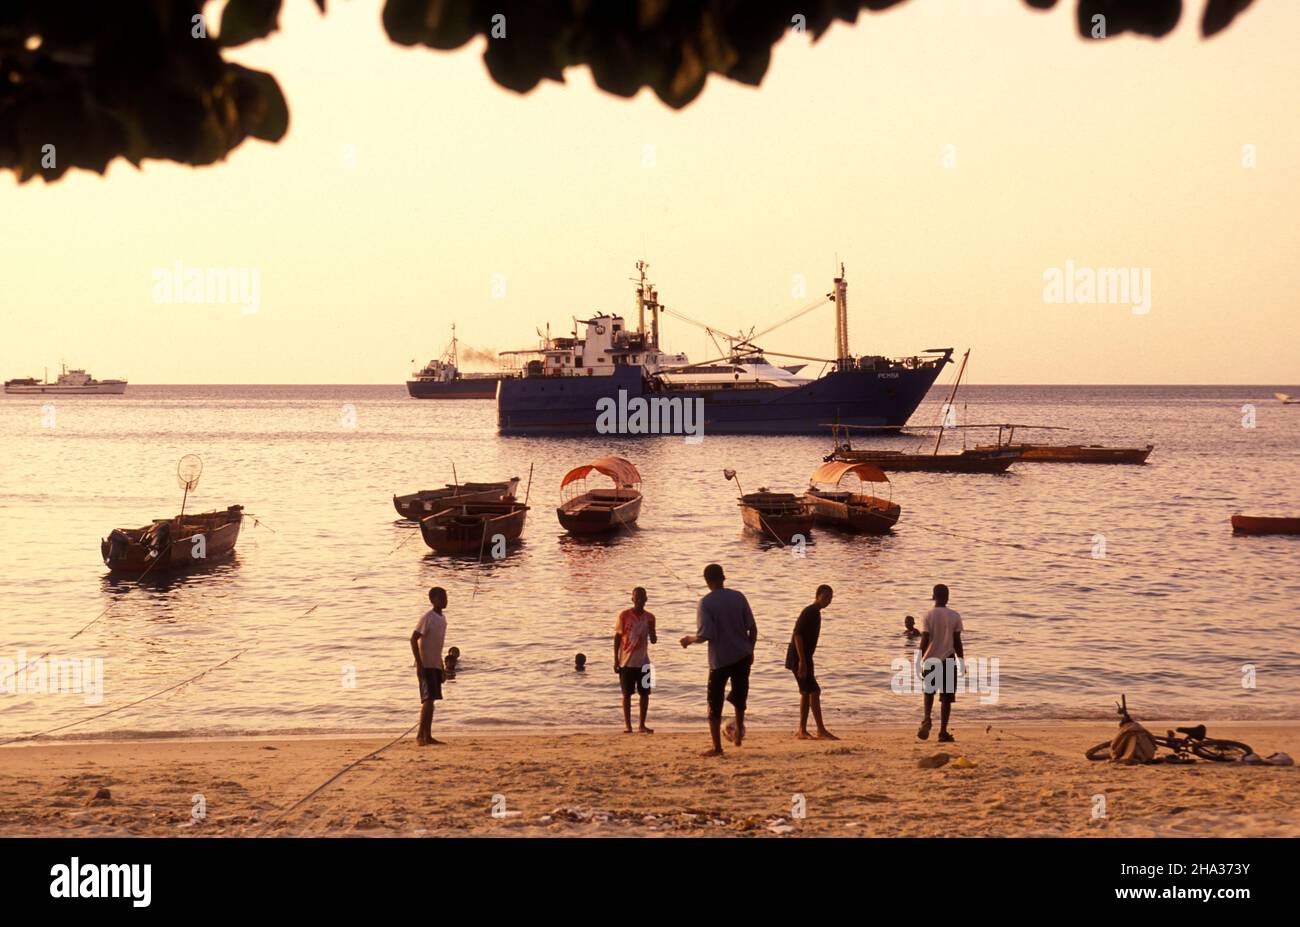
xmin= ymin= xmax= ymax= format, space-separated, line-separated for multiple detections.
xmin=1085 ymin=695 xmax=1253 ymax=762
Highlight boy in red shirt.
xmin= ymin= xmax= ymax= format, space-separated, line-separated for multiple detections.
xmin=613 ymin=586 xmax=657 ymax=734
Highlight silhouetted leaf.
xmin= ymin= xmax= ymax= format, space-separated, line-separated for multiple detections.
xmin=1202 ymin=0 xmax=1255 ymax=36
xmin=220 ymin=0 xmax=283 ymax=48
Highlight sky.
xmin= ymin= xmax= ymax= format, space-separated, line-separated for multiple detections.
xmin=3 ymin=0 xmax=1298 ymax=384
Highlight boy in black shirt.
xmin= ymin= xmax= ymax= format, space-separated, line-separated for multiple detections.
xmin=785 ymin=584 xmax=837 ymax=740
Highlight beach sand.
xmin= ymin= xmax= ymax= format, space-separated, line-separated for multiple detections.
xmin=2 ymin=722 xmax=1296 ymax=837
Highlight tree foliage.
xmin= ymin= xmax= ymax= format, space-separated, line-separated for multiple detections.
xmin=0 ymin=0 xmax=1258 ymax=183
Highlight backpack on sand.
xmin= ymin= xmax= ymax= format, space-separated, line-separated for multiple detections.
xmin=1110 ymin=720 xmax=1157 ymax=764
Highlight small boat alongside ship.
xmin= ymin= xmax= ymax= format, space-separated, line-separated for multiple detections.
xmin=1231 ymin=515 xmax=1300 ymax=536
xmin=102 ymin=506 xmax=244 ymax=573
xmin=556 ymin=457 xmax=643 ymax=535
xmin=419 ymin=501 xmax=530 ymax=554
xmin=393 ymin=477 xmax=520 ymax=520
xmin=407 ymin=325 xmax=507 ymax=399
xmin=5 ymin=365 xmax=127 ymax=395
xmin=804 ymin=461 xmax=900 ymax=533
xmin=1275 ymin=393 xmax=1299 ymax=405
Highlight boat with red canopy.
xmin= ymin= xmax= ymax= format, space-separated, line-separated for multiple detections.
xmin=557 ymin=456 xmax=643 ymax=535
xmin=804 ymin=461 xmax=900 ymax=533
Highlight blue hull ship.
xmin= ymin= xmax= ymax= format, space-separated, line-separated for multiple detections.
xmin=495 ymin=263 xmax=952 ymax=436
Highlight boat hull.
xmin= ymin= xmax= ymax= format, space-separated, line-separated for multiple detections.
xmin=556 ymin=491 xmax=642 ymax=535
xmin=1231 ymin=515 xmax=1300 ymax=536
xmin=102 ymin=506 xmax=243 ymax=573
xmin=6 ymin=382 xmax=127 ymax=395
xmin=806 ymin=493 xmax=900 ymax=533
xmin=829 ymin=449 xmax=1020 ymax=473
xmin=407 ymin=377 xmax=503 ymax=399
xmin=419 ymin=502 xmax=529 ymax=554
xmin=393 ymin=479 xmax=520 ymax=520
xmin=982 ymin=444 xmax=1153 ymax=464
xmin=498 ymin=362 xmax=946 ymax=435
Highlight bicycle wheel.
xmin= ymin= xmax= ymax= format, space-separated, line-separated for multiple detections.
xmin=1086 ymin=741 xmax=1112 ymax=761
xmin=1191 ymin=739 xmax=1253 ymax=762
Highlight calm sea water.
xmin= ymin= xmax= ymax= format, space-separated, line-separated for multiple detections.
xmin=1 ymin=385 xmax=1298 ymax=741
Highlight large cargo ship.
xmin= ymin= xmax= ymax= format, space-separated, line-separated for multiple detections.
xmin=407 ymin=325 xmax=506 ymax=399
xmin=496 ymin=264 xmax=951 ymax=435
xmin=4 ymin=365 xmax=128 ymax=395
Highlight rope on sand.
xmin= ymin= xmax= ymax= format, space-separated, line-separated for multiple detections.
xmin=0 ymin=647 xmax=251 ymax=748
xmin=255 ymin=722 xmax=419 ymax=835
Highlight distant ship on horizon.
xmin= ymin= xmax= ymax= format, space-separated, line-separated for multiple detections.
xmin=406 ymin=325 xmax=507 ymax=399
xmin=4 ymin=365 xmax=128 ymax=395
xmin=495 ymin=262 xmax=952 ymax=435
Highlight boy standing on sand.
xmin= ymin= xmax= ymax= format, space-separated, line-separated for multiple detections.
xmin=409 ymin=586 xmax=449 ymax=746
xmin=786 ymin=584 xmax=837 ymax=740
xmin=613 ymin=586 xmax=657 ymax=734
xmin=916 ymin=583 xmax=963 ymax=744
xmin=680 ymin=563 xmax=757 ymax=757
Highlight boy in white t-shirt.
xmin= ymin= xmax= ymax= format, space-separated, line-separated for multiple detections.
xmin=916 ymin=583 xmax=964 ymax=743
xmin=409 ymin=586 xmax=449 ymax=746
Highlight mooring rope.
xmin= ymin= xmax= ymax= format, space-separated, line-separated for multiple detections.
xmin=0 ymin=647 xmax=251 ymax=748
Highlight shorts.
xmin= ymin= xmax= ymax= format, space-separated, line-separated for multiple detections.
xmin=619 ymin=665 xmax=652 ymax=697
xmin=920 ymin=656 xmax=958 ymax=704
xmin=790 ymin=658 xmax=820 ymax=695
xmin=418 ymin=667 xmax=445 ymax=703
xmin=707 ymin=656 xmax=752 ymax=721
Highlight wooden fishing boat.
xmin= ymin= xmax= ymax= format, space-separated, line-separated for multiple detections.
xmin=1274 ymin=393 xmax=1299 ymax=405
xmin=102 ymin=505 xmax=244 ymax=573
xmin=804 ymin=462 xmax=900 ymax=533
xmin=393 ymin=477 xmax=519 ymax=520
xmin=975 ymin=443 xmax=1153 ymax=464
xmin=738 ymin=490 xmax=813 ymax=543
xmin=556 ymin=456 xmax=642 ymax=535
xmin=1231 ymin=515 xmax=1300 ymax=536
xmin=419 ymin=501 xmax=530 ymax=554
xmin=828 ymin=443 xmax=1021 ymax=473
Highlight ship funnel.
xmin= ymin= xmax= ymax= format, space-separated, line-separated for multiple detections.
xmin=833 ymin=265 xmax=850 ymax=365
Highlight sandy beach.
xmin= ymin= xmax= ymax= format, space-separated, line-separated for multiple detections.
xmin=2 ymin=721 xmax=1296 ymax=838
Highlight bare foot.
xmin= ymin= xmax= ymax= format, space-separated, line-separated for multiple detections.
xmin=416 ymin=737 xmax=430 ymax=746
xmin=699 ymin=748 xmax=723 ymax=757
xmin=734 ymin=723 xmax=745 ymax=747
xmin=815 ymin=730 xmax=839 ymax=741
xmin=796 ymin=730 xmax=813 ymax=740
xmin=638 ymin=726 xmax=654 ymax=734
xmin=623 ymin=727 xmax=634 ymax=734
xmin=427 ymin=737 xmax=445 ymax=746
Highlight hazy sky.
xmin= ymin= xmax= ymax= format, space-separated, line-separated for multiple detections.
xmin=3 ymin=0 xmax=1297 ymax=384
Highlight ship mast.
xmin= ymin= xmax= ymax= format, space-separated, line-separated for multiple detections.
xmin=933 ymin=348 xmax=971 ymax=455
xmin=833 ymin=264 xmax=850 ymax=369
xmin=449 ymin=323 xmax=458 ymax=369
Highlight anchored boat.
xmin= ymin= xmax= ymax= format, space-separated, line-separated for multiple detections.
xmin=804 ymin=461 xmax=900 ymax=533
xmin=419 ymin=501 xmax=530 ymax=554
xmin=738 ymin=491 xmax=814 ymax=544
xmin=496 ymin=262 xmax=952 ymax=435
xmin=103 ymin=506 xmax=244 ymax=573
xmin=5 ymin=364 xmax=127 ymax=395
xmin=101 ymin=455 xmax=242 ymax=573
xmin=407 ymin=325 xmax=507 ymax=399
xmin=393 ymin=477 xmax=520 ymax=520
xmin=1231 ymin=515 xmax=1300 ymax=535
xmin=556 ymin=456 xmax=643 ymax=535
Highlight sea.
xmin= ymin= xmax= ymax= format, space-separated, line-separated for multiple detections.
xmin=1 ymin=385 xmax=1297 ymax=743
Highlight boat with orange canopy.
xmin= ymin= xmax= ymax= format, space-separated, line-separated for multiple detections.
xmin=556 ymin=456 xmax=643 ymax=535
xmin=804 ymin=461 xmax=900 ymax=533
